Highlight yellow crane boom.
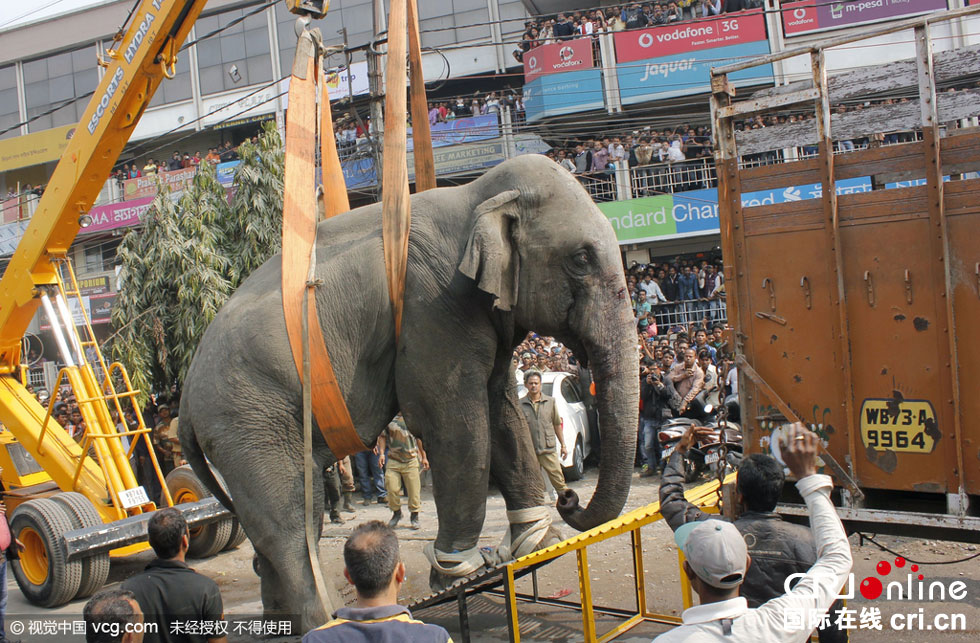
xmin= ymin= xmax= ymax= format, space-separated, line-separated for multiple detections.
xmin=0 ymin=0 xmax=209 ymax=367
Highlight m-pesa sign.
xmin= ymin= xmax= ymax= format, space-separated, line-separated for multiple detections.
xmin=523 ymin=38 xmax=594 ymax=81
xmin=781 ymin=0 xmax=948 ymax=37
xmin=614 ymin=10 xmax=767 ymax=63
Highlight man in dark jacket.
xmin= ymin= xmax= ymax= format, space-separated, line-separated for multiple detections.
xmin=624 ymin=4 xmax=648 ymax=29
xmin=122 ymin=509 xmax=225 ymax=643
xmin=658 ymin=427 xmax=847 ymax=642
xmin=638 ymin=362 xmax=679 ymax=477
xmin=553 ymin=13 xmax=576 ymax=40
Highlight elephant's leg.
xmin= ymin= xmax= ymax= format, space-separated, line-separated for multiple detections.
xmin=206 ymin=421 xmax=330 ymax=632
xmin=397 ymin=342 xmax=495 ymax=591
xmin=487 ymin=356 xmax=562 ymax=557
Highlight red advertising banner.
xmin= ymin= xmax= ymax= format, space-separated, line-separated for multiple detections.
xmin=614 ymin=10 xmax=767 ymax=64
xmin=121 ymin=166 xmax=197 ymax=200
xmin=85 ymin=196 xmax=154 ymax=234
xmin=782 ymin=0 xmax=949 ymax=37
xmin=523 ymin=38 xmax=595 ymax=81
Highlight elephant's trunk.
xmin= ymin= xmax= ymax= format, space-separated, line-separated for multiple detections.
xmin=558 ymin=285 xmax=639 ymax=532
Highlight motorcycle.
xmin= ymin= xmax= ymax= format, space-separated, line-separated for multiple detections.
xmin=659 ymin=404 xmax=743 ymax=482
xmin=692 ymin=422 xmax=743 ymax=478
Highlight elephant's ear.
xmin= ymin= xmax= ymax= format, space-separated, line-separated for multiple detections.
xmin=459 ymin=189 xmax=521 ymax=311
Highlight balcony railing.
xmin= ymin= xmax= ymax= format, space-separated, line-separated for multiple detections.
xmin=648 ymin=298 xmax=728 ymax=333
xmin=629 ymin=158 xmax=717 ymax=198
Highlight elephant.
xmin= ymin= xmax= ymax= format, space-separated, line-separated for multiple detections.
xmin=178 ymin=154 xmax=639 ymax=632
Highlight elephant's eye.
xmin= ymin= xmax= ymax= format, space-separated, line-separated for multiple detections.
xmin=572 ymin=249 xmax=590 ymax=267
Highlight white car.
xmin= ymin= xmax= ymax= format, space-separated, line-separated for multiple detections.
xmin=518 ymin=371 xmax=593 ymax=481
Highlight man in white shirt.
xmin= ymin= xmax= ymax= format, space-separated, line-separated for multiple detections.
xmin=724 ymin=363 xmax=738 ymax=406
xmin=654 ymin=424 xmax=851 ymax=642
xmin=638 ymin=275 xmax=667 ymax=302
xmin=667 ymin=137 xmax=686 ymax=162
xmin=607 ymin=137 xmax=627 ymax=165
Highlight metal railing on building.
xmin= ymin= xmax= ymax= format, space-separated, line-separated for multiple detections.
xmin=647 ymin=298 xmax=727 ymax=332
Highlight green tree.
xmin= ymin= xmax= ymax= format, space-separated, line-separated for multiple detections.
xmin=111 ymin=124 xmax=286 ymax=398
xmin=110 ymin=164 xmax=231 ymax=400
xmin=222 ymin=121 xmax=284 ymax=289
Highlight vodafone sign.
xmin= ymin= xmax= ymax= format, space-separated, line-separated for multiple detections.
xmin=614 ymin=10 xmax=767 ymax=63
xmin=523 ymin=38 xmax=594 ymax=81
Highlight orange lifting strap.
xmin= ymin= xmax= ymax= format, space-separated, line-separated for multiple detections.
xmin=281 ymin=0 xmax=433 ymax=459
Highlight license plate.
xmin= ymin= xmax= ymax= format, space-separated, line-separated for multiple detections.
xmin=119 ymin=486 xmax=150 ymax=509
xmin=859 ymin=398 xmax=937 ymax=453
xmin=662 ymin=445 xmax=675 ymax=459
xmin=705 ymin=452 xmax=720 ymax=465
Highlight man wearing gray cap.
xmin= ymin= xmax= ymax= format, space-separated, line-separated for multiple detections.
xmin=654 ymin=425 xmax=852 ymax=641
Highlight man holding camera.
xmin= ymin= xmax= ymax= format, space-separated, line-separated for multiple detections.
xmin=638 ymin=360 xmax=679 ymax=478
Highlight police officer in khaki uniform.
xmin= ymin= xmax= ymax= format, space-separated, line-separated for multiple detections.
xmin=378 ymin=414 xmax=429 ymax=530
xmin=519 ymin=370 xmax=569 ymax=501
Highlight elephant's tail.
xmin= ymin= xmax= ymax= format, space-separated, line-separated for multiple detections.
xmin=178 ymin=413 xmax=236 ymax=514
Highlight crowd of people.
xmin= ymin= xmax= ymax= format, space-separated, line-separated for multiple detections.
xmin=543 ymin=125 xmax=716 ymax=201
xmin=332 ymin=90 xmax=525 ymax=161
xmin=109 ymin=141 xmax=243 ymax=183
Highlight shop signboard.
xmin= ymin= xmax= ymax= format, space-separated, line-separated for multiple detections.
xmin=0 ymin=124 xmax=75 ymax=173
xmin=77 ymin=276 xmax=110 ymax=296
xmin=84 ymin=196 xmax=154 ymax=234
xmin=615 ymin=11 xmax=773 ymax=104
xmin=122 ymin=167 xmax=196 ymax=200
xmin=408 ymin=140 xmax=507 ymax=180
xmin=781 ymin=0 xmax=949 ymax=37
xmin=89 ymin=292 xmax=117 ymax=324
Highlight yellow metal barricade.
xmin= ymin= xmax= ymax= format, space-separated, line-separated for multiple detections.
xmin=502 ymin=473 xmax=735 ymax=643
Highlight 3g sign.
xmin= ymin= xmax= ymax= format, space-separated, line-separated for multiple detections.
xmin=720 ymin=19 xmax=739 ymax=32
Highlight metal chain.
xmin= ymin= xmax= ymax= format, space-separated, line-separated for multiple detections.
xmin=715 ymin=401 xmax=730 ymax=505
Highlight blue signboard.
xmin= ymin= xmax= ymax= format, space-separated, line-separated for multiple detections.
xmin=617 ymin=40 xmax=773 ymax=105
xmin=341 ymin=157 xmax=378 ymax=190
xmin=216 ymin=160 xmax=240 ymax=187
xmin=408 ymin=114 xmax=500 ymax=151
xmin=523 ymin=69 xmax=605 ymax=123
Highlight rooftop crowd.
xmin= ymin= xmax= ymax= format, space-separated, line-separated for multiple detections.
xmin=514 ymin=1 xmax=766 ymax=61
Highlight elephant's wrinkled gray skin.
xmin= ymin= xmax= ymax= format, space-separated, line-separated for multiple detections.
xmin=179 ymin=155 xmax=639 ymax=631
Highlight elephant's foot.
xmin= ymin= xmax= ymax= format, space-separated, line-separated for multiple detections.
xmin=424 ymin=543 xmax=490 ymax=593
xmin=424 ymin=507 xmax=560 ymax=594
xmin=511 ymin=521 xmax=563 ymax=553
xmin=429 ymin=566 xmax=469 ymax=594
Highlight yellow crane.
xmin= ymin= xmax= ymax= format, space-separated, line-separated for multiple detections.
xmin=0 ymin=0 xmax=331 ymax=607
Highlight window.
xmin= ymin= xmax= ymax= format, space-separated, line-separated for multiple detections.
xmin=419 ymin=0 xmax=491 ymax=49
xmin=0 ymin=65 xmax=18 ymax=141
xmin=561 ymin=378 xmax=582 ymax=404
xmin=82 ymin=239 xmax=120 ymax=273
xmin=23 ymin=44 xmax=99 ymax=132
xmin=149 ymin=45 xmax=192 ymax=107
xmin=196 ymin=6 xmax=274 ymax=96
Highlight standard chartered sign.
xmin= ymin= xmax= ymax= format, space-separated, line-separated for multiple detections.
xmin=600 ymin=177 xmax=877 ymax=244
xmin=599 ymin=190 xmax=720 ymax=244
